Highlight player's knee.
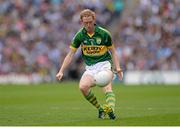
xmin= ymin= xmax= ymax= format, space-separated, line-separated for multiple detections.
xmin=79 ymin=84 xmax=90 ymax=96
xmin=79 ymin=85 xmax=88 ymax=92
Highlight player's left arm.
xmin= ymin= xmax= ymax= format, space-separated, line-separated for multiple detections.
xmin=109 ymin=45 xmax=123 ymax=80
xmin=105 ymin=31 xmax=123 ymax=80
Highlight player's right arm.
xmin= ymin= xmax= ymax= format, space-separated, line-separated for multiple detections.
xmin=56 ymin=30 xmax=82 ymax=80
xmin=56 ymin=48 xmax=76 ymax=80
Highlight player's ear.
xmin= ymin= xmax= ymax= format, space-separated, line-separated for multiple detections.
xmin=80 ymin=19 xmax=83 ymax=24
xmin=79 ymin=16 xmax=84 ymax=24
xmin=92 ymin=12 xmax=96 ymax=21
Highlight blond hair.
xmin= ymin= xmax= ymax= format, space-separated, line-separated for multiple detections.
xmin=80 ymin=9 xmax=96 ymax=21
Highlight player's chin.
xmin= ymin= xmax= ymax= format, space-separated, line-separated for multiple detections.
xmin=86 ymin=28 xmax=91 ymax=31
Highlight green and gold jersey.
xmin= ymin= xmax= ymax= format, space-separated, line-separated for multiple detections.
xmin=70 ymin=25 xmax=113 ymax=66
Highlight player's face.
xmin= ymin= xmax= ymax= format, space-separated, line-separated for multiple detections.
xmin=82 ymin=16 xmax=95 ymax=33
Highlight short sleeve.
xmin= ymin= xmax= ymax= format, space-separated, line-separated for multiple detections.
xmin=106 ymin=32 xmax=113 ymax=48
xmin=70 ymin=33 xmax=81 ymax=50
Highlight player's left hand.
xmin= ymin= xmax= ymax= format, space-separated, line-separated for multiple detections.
xmin=116 ymin=69 xmax=123 ymax=80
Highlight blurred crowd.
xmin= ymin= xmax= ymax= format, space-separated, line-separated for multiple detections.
xmin=0 ymin=0 xmax=123 ymax=80
xmin=114 ymin=0 xmax=180 ymax=71
xmin=0 ymin=0 xmax=179 ymax=81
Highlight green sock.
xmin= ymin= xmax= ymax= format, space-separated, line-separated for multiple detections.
xmin=85 ymin=90 xmax=100 ymax=109
xmin=105 ymin=92 xmax=116 ymax=112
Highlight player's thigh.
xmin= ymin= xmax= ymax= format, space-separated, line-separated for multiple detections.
xmin=79 ymin=74 xmax=95 ymax=89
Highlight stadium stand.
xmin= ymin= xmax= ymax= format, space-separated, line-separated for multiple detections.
xmin=0 ymin=0 xmax=179 ymax=82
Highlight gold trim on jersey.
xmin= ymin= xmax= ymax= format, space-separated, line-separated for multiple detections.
xmin=87 ymin=33 xmax=94 ymax=38
xmin=81 ymin=45 xmax=108 ymax=56
xmin=70 ymin=45 xmax=77 ymax=51
xmin=107 ymin=45 xmax=113 ymax=49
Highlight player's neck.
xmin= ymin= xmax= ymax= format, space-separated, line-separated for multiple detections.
xmin=87 ymin=26 xmax=95 ymax=35
xmin=87 ymin=29 xmax=94 ymax=37
xmin=87 ymin=31 xmax=94 ymax=35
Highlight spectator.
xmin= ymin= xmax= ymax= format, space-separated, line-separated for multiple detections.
xmin=0 ymin=0 xmax=123 ymax=81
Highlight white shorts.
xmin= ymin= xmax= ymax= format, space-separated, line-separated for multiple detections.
xmin=82 ymin=61 xmax=112 ymax=78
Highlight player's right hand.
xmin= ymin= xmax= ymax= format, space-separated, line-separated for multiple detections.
xmin=56 ymin=72 xmax=63 ymax=80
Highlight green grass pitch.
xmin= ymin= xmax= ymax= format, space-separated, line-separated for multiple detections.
xmin=0 ymin=82 xmax=180 ymax=126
